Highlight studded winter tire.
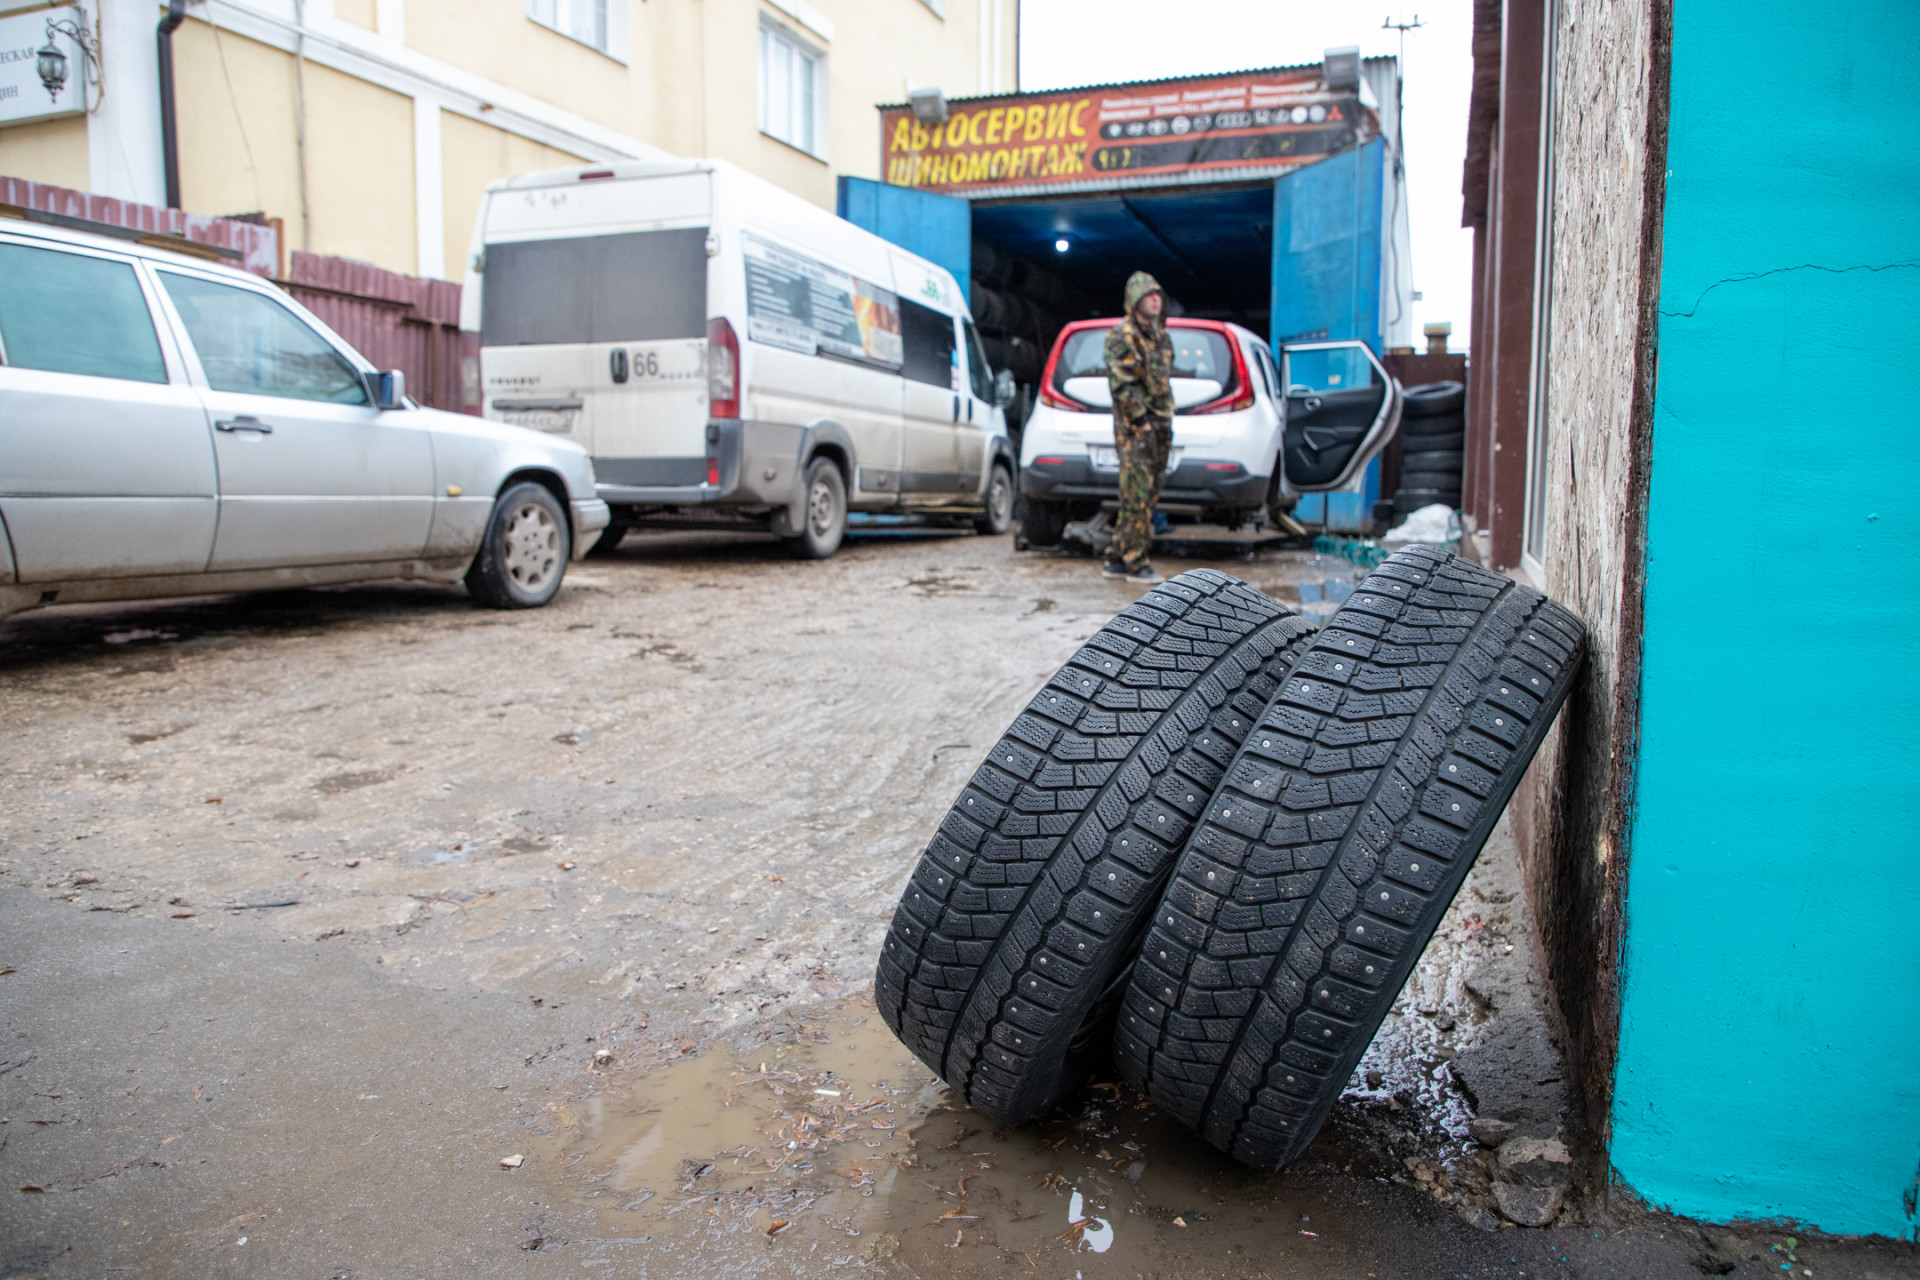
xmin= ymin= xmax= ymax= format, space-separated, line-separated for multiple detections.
xmin=875 ymin=570 xmax=1319 ymax=1127
xmin=1113 ymin=547 xmax=1585 ymax=1170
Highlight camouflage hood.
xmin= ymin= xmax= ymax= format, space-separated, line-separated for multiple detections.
xmin=1123 ymin=271 xmax=1165 ymax=325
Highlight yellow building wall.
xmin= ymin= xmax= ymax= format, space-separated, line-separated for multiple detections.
xmin=334 ymin=0 xmax=377 ymax=30
xmin=174 ymin=19 xmax=416 ymax=274
xmin=0 ymin=116 xmax=90 ymax=192
xmin=440 ymin=110 xmax=585 ymax=280
xmin=407 ymin=2 xmax=665 ymax=153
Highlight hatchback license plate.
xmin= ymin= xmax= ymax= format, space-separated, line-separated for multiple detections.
xmin=1089 ymin=446 xmax=1179 ymax=473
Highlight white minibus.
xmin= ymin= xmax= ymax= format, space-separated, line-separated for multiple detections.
xmin=462 ymin=160 xmax=1015 ymax=558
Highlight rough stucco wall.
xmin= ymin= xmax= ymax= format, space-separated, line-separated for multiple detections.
xmin=1509 ymin=0 xmax=1666 ymax=1175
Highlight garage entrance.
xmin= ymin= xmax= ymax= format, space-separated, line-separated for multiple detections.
xmin=840 ymin=57 xmax=1412 ymax=530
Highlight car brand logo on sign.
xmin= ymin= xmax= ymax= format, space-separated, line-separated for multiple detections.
xmin=879 ymin=67 xmax=1371 ymax=197
xmin=0 ymin=6 xmax=84 ymax=128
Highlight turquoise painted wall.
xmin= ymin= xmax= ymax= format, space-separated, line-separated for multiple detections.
xmin=1612 ymin=0 xmax=1920 ymax=1239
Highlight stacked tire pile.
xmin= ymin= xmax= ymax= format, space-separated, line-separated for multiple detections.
xmin=1394 ymin=380 xmax=1468 ymax=518
xmin=876 ymin=552 xmax=1585 ymax=1171
xmin=969 ymin=241 xmax=1099 ymax=441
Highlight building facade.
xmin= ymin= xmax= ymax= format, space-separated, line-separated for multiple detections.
xmin=0 ymin=0 xmax=1016 ymax=279
xmin=1470 ymin=0 xmax=1919 ymax=1240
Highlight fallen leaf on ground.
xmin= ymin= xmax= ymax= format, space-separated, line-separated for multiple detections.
xmin=171 ymin=913 xmax=195 ymax=919
xmin=160 ymin=1133 xmax=183 ymax=1145
xmin=556 ymin=861 xmax=576 ymax=871
xmin=500 ymin=1154 xmax=524 ymax=1169
xmin=766 ymin=1219 xmax=789 ymax=1235
xmin=1173 ymin=1216 xmax=1187 ymax=1227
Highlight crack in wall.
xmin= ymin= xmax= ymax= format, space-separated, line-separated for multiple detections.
xmin=1660 ymin=259 xmax=1920 ymax=318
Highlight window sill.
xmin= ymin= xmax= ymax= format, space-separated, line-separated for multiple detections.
xmin=526 ymin=18 xmax=628 ymax=65
xmin=760 ymin=129 xmax=829 ymax=166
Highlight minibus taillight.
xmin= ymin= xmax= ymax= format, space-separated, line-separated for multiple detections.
xmin=707 ymin=317 xmax=739 ymax=419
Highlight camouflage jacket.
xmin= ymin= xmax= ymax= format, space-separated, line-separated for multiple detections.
xmin=1104 ymin=271 xmax=1175 ymax=426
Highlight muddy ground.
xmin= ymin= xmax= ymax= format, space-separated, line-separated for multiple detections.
xmin=1 ymin=528 xmax=1912 ymax=1280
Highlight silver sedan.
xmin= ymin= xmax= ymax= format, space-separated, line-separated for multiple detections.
xmin=0 ymin=220 xmax=608 ymax=622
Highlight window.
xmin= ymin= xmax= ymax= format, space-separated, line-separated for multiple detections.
xmin=760 ymin=21 xmax=826 ymax=158
xmin=963 ymin=320 xmax=995 ymax=401
xmin=527 ymin=0 xmax=611 ymax=54
xmin=900 ymin=299 xmax=956 ymax=388
xmin=1051 ymin=324 xmax=1240 ymax=406
xmin=482 ymin=229 xmax=709 ymax=347
xmin=0 ymin=244 xmax=167 ymax=384
xmin=160 ymin=272 xmax=366 ymax=404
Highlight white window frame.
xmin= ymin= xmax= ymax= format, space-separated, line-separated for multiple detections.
xmin=758 ymin=17 xmax=829 ymax=162
xmin=526 ymin=0 xmax=627 ymax=63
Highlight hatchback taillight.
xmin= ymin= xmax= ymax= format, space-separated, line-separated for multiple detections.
xmin=707 ymin=317 xmax=739 ymax=419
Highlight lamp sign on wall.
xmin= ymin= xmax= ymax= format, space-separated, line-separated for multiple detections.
xmin=0 ymin=6 xmax=86 ymax=127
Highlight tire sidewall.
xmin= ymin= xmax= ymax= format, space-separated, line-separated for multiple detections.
xmin=791 ymin=457 xmax=847 ymax=559
xmin=977 ymin=462 xmax=1014 ymax=535
xmin=468 ymin=481 xmax=570 ymax=609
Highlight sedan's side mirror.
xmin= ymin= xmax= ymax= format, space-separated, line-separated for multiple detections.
xmin=993 ymin=367 xmax=1015 ymax=408
xmin=367 ymin=369 xmax=407 ymax=410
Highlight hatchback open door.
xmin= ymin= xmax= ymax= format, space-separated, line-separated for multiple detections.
xmin=1277 ymin=340 xmax=1401 ymax=497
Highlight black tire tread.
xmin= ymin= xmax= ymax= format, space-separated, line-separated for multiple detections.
xmin=1400 ymin=382 xmax=1465 ymax=418
xmin=876 ymin=571 xmax=1316 ymax=1126
xmin=1113 ymin=547 xmax=1585 ymax=1170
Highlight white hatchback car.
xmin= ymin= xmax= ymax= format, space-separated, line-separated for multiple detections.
xmin=0 ymin=220 xmax=608 ymax=623
xmin=1016 ymin=317 xmax=1401 ymax=543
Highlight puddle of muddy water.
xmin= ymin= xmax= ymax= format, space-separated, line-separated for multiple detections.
xmin=524 ymin=996 xmax=1447 ymax=1277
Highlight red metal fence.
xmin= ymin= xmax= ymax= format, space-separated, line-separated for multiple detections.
xmin=284 ymin=252 xmax=465 ymax=412
xmin=2 ymin=175 xmax=468 ymax=412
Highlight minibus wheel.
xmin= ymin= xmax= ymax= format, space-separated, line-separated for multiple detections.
xmin=785 ymin=457 xmax=846 ymax=559
xmin=974 ymin=462 xmax=1014 ymax=536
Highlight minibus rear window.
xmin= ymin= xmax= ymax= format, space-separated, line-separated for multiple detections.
xmin=481 ymin=227 xmax=707 ymax=346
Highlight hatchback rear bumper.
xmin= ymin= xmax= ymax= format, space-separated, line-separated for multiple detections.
xmin=1020 ymin=456 xmax=1267 ymax=507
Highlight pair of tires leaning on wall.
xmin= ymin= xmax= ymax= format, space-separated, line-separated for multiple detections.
xmin=875 ymin=548 xmax=1585 ymax=1171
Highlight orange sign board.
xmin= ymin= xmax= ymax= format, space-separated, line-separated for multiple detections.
xmin=881 ymin=68 xmax=1372 ymax=196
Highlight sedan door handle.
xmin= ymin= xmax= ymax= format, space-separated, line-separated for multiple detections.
xmin=215 ymin=416 xmax=273 ymax=434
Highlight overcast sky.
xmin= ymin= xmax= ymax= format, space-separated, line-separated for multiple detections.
xmin=1018 ymin=0 xmax=1476 ymax=351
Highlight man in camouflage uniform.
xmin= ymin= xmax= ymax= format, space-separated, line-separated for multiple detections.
xmin=1102 ymin=271 xmax=1174 ymax=582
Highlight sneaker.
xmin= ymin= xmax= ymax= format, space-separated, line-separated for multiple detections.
xmin=1126 ymin=562 xmax=1164 ymax=584
xmin=1101 ymin=558 xmax=1129 ymax=577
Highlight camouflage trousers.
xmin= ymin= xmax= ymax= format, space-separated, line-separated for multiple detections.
xmin=1110 ymin=413 xmax=1172 ymax=569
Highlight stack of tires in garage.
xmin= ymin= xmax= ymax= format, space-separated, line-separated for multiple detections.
xmin=877 ymin=553 xmax=1585 ymax=1171
xmin=970 ymin=240 xmax=1099 ymax=444
xmin=1394 ymin=380 xmax=1467 ymax=517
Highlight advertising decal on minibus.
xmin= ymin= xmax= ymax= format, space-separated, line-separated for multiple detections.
xmin=743 ymin=234 xmax=904 ymax=369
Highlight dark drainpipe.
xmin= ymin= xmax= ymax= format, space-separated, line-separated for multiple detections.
xmin=158 ymin=0 xmax=188 ymax=209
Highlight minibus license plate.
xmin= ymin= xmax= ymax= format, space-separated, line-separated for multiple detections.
xmin=501 ymin=409 xmax=577 ymax=434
